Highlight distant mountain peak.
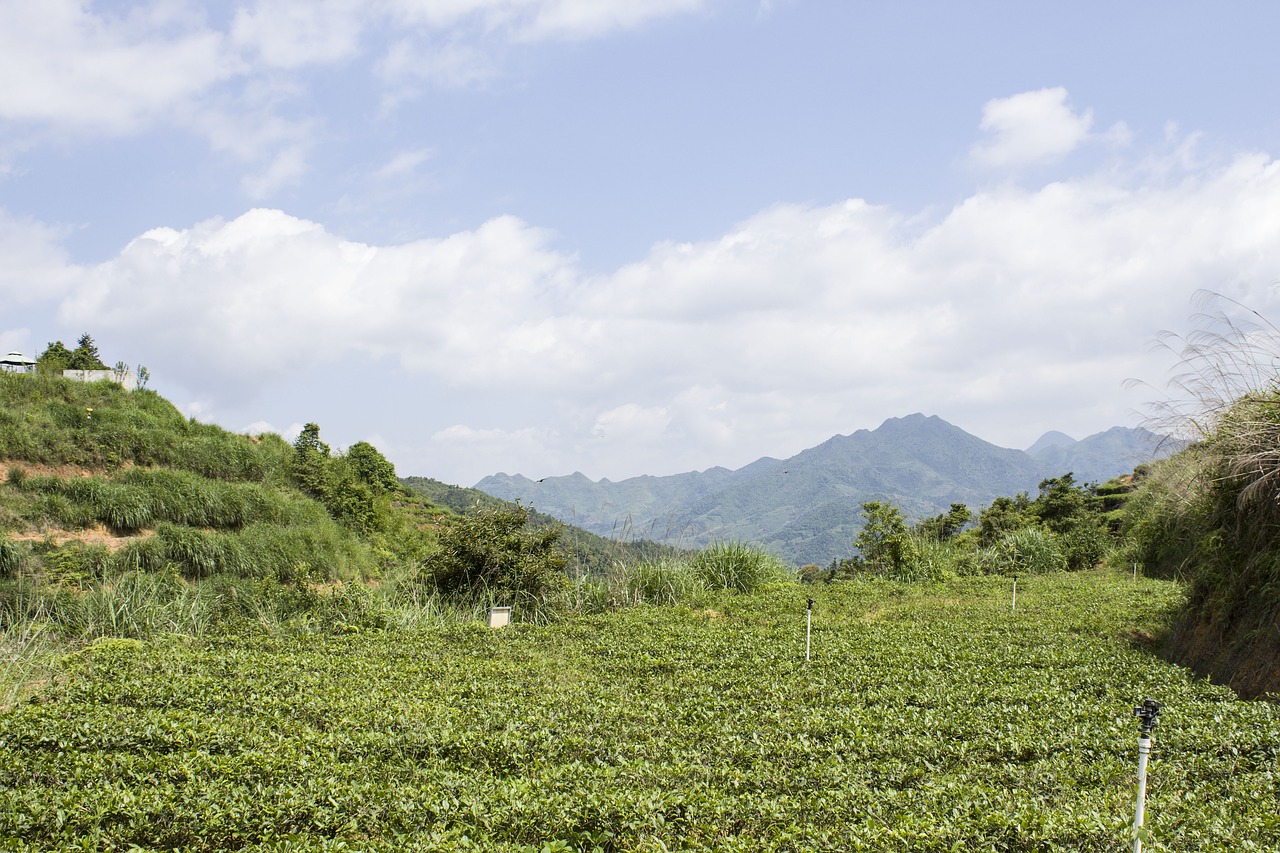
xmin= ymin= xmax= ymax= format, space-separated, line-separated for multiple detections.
xmin=1026 ymin=431 xmax=1077 ymax=456
xmin=473 ymin=417 xmax=1173 ymax=566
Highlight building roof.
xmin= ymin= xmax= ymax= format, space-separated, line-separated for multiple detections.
xmin=1 ymin=351 xmax=36 ymax=367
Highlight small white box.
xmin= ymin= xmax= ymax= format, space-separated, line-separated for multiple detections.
xmin=487 ymin=606 xmax=512 ymax=628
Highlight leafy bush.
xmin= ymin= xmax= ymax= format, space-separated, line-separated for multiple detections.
xmin=425 ymin=504 xmax=570 ymax=599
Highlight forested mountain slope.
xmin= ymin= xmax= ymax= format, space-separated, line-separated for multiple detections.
xmin=478 ymin=414 xmax=1168 ymax=565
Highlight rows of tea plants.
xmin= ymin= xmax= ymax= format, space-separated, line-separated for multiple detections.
xmin=0 ymin=570 xmax=1275 ymax=851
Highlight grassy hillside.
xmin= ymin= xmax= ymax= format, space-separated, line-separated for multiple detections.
xmin=0 ymin=370 xmax=443 ymax=571
xmin=2 ymin=571 xmax=1274 ymax=851
xmin=0 ymin=371 xmax=776 ymax=667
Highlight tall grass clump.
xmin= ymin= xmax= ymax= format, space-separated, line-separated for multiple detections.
xmin=0 ymin=539 xmax=29 ymax=580
xmin=689 ymin=541 xmax=792 ymax=592
xmin=909 ymin=532 xmax=979 ymax=580
xmin=0 ymin=614 xmax=53 ymax=708
xmin=54 ymin=571 xmax=218 ymax=640
xmin=619 ymin=558 xmax=706 ymax=605
xmin=982 ymin=527 xmax=1067 ymax=575
xmin=109 ymin=521 xmax=374 ymax=582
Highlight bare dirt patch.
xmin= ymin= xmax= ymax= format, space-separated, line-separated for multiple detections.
xmin=7 ymin=524 xmax=151 ymax=552
xmin=0 ymin=460 xmax=103 ymax=482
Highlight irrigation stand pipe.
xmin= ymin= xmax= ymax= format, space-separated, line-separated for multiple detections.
xmin=805 ymin=598 xmax=813 ymax=661
xmin=1132 ymin=699 xmax=1163 ymax=853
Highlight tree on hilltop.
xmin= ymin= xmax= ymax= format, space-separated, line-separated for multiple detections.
xmin=38 ymin=334 xmax=108 ymax=372
xmin=70 ymin=333 xmax=107 ymax=369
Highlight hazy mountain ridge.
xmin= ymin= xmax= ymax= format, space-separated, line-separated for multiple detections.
xmin=474 ymin=414 xmax=1172 ymax=566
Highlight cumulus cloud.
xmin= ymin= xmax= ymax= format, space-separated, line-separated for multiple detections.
xmin=0 ymin=209 xmax=80 ymax=303
xmin=970 ymin=87 xmax=1094 ymax=168
xmin=10 ymin=137 xmax=1280 ymax=481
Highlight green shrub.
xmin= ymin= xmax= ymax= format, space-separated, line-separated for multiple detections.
xmin=425 ymin=504 xmax=570 ymax=599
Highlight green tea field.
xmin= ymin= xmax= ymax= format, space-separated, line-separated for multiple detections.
xmin=2 ymin=571 xmax=1275 ymax=852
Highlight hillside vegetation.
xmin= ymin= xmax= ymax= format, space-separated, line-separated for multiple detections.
xmin=1117 ymin=301 xmax=1280 ymax=697
xmin=2 ymin=340 xmax=1279 ymax=849
xmin=0 ymin=371 xmax=693 ymax=647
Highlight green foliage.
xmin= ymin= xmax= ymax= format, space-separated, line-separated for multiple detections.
xmin=977 ymin=493 xmax=1032 ymax=547
xmin=1030 ymin=474 xmax=1112 ymax=571
xmin=348 ymin=441 xmax=397 ymax=492
xmin=34 ymin=340 xmax=73 ymax=374
xmin=687 ymin=541 xmax=791 ymax=592
xmin=0 ymin=370 xmax=280 ymax=473
xmin=290 ymin=422 xmax=331 ymax=495
xmin=916 ymin=502 xmax=973 ymax=541
xmin=1122 ymin=390 xmax=1280 ymax=695
xmin=285 ymin=424 xmax=407 ymax=536
xmin=831 ymin=482 xmax=1114 ymax=584
xmin=401 ymin=475 xmax=684 ymax=579
xmin=0 ymin=573 xmax=1275 ymax=851
xmin=426 ymin=504 xmax=570 ymax=599
xmin=853 ymin=501 xmax=911 ymax=575
xmin=983 ymin=526 xmax=1068 ymax=575
xmin=1121 ymin=295 xmax=1280 ymax=694
xmin=69 ymin=333 xmax=108 ymax=370
xmin=618 ymin=557 xmax=706 ymax=605
xmin=35 ymin=334 xmax=110 ymax=372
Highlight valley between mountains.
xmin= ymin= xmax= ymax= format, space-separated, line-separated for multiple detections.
xmin=475 ymin=414 xmax=1170 ymax=566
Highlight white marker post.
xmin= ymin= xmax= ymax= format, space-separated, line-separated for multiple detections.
xmin=805 ymin=598 xmax=813 ymax=661
xmin=1011 ymin=575 xmax=1018 ymax=612
xmin=1132 ymin=699 xmax=1163 ymax=853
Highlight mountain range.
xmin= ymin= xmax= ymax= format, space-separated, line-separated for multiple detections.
xmin=474 ymin=414 xmax=1173 ymax=567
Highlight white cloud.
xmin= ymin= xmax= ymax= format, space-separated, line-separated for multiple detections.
xmin=0 ymin=210 xmax=79 ymax=303
xmin=374 ymin=147 xmax=434 ymax=180
xmin=970 ymin=87 xmax=1093 ymax=169
xmin=241 ymin=144 xmax=312 ymax=199
xmin=0 ymin=0 xmax=712 ymax=196
xmin=511 ymin=0 xmax=709 ymax=41
xmin=12 ymin=134 xmax=1280 ymax=481
xmin=0 ymin=0 xmax=235 ymax=133
xmin=384 ymin=0 xmax=708 ymax=40
xmin=376 ymin=37 xmax=498 ymax=93
xmin=231 ymin=0 xmax=367 ymax=68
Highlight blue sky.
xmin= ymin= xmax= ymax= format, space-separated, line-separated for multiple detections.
xmin=5 ymin=1 xmax=1280 ymax=485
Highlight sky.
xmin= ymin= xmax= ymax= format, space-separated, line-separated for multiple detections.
xmin=5 ymin=1 xmax=1280 ymax=487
